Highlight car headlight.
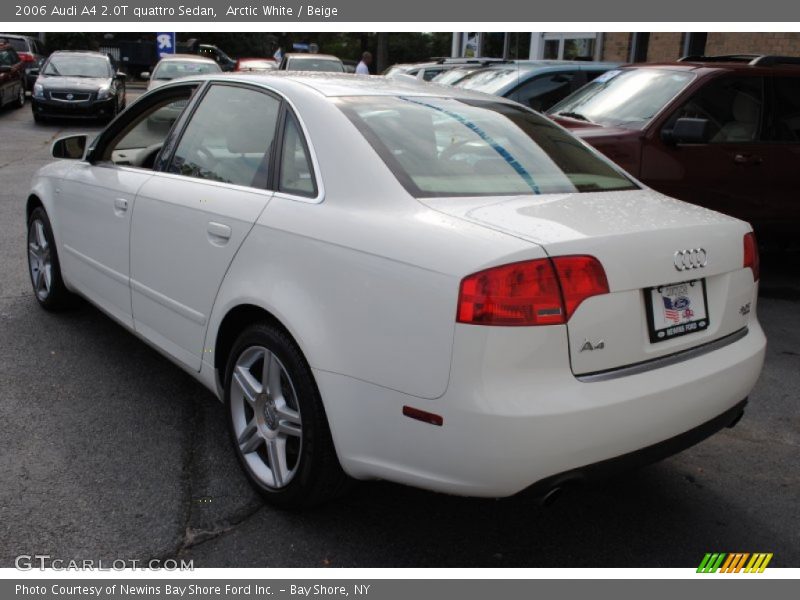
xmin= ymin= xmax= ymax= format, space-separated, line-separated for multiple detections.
xmin=33 ymin=83 xmax=44 ymax=99
xmin=97 ymin=86 xmax=112 ymax=99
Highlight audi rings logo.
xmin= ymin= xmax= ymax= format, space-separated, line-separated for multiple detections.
xmin=674 ymin=248 xmax=708 ymax=271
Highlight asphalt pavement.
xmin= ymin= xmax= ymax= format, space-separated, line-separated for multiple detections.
xmin=0 ymin=92 xmax=798 ymax=568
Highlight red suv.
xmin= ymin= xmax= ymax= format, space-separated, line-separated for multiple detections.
xmin=548 ymin=55 xmax=800 ymax=240
xmin=0 ymin=42 xmax=25 ymax=110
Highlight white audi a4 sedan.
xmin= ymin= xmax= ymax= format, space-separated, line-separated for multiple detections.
xmin=26 ymin=73 xmax=766 ymax=507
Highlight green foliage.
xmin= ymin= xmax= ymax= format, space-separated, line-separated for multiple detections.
xmin=38 ymin=31 xmax=458 ymax=65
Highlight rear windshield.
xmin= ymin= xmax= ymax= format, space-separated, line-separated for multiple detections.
xmin=153 ymin=60 xmax=221 ymax=80
xmin=548 ymin=68 xmax=696 ymax=129
xmin=287 ymin=58 xmax=344 ymax=72
xmin=338 ymin=96 xmax=638 ymax=197
xmin=0 ymin=37 xmax=28 ymax=52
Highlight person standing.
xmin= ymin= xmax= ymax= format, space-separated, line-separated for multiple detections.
xmin=356 ymin=51 xmax=372 ymax=74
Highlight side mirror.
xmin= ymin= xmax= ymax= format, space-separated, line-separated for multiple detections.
xmin=116 ymin=71 xmax=127 ymax=80
xmin=140 ymin=71 xmax=150 ymax=80
xmin=52 ymin=134 xmax=89 ymax=160
xmin=663 ymin=117 xmax=710 ymax=144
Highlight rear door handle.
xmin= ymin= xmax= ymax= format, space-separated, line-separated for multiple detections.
xmin=734 ymin=153 xmax=763 ymax=165
xmin=207 ymin=222 xmax=232 ymax=244
xmin=113 ymin=198 xmax=128 ymax=215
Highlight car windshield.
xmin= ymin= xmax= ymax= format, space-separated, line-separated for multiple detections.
xmin=153 ymin=60 xmax=221 ymax=80
xmin=455 ymin=67 xmax=534 ymax=95
xmin=43 ymin=55 xmax=109 ymax=78
xmin=432 ymin=67 xmax=482 ymax=85
xmin=548 ymin=68 xmax=696 ymax=129
xmin=287 ymin=58 xmax=344 ymax=72
xmin=338 ymin=96 xmax=637 ymax=197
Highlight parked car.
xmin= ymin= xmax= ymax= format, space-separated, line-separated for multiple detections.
xmin=0 ymin=33 xmax=46 ymax=90
xmin=197 ymin=44 xmax=236 ymax=71
xmin=278 ymin=53 xmax=345 ymax=72
xmin=234 ymin=58 xmax=278 ymax=73
xmin=27 ymin=73 xmax=765 ymax=507
xmin=31 ymin=51 xmax=126 ymax=123
xmin=548 ymin=55 xmax=800 ymax=239
xmin=384 ymin=58 xmax=507 ymax=82
xmin=0 ymin=42 xmax=26 ymax=110
xmin=144 ymin=54 xmax=221 ymax=91
xmin=455 ymin=60 xmax=621 ymax=112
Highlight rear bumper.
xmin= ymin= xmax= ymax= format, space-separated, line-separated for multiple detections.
xmin=525 ymin=397 xmax=747 ymax=498
xmin=317 ymin=320 xmax=766 ymax=497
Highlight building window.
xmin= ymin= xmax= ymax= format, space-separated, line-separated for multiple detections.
xmin=539 ymin=33 xmax=598 ymax=60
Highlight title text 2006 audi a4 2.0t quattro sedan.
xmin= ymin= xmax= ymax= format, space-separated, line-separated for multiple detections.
xmin=25 ymin=73 xmax=765 ymax=507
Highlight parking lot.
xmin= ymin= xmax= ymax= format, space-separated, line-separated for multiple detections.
xmin=0 ymin=92 xmax=798 ymax=568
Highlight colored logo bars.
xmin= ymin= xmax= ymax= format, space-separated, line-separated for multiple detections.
xmin=697 ymin=553 xmax=773 ymax=573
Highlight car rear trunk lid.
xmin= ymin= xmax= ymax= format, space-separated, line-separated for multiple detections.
xmin=421 ymin=189 xmax=757 ymax=375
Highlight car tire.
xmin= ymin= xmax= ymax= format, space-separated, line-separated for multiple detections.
xmin=224 ymin=322 xmax=350 ymax=508
xmin=13 ymin=84 xmax=25 ymax=109
xmin=27 ymin=207 xmax=73 ymax=311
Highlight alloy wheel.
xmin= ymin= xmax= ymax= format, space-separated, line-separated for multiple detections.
xmin=28 ymin=219 xmax=52 ymax=301
xmin=229 ymin=346 xmax=303 ymax=489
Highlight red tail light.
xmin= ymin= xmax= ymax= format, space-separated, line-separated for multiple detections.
xmin=743 ymin=232 xmax=759 ymax=281
xmin=552 ymin=255 xmax=610 ymax=319
xmin=456 ymin=256 xmax=608 ymax=326
xmin=17 ymin=52 xmax=35 ymax=63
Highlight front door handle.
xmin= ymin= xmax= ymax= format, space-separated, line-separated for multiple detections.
xmin=207 ymin=222 xmax=232 ymax=244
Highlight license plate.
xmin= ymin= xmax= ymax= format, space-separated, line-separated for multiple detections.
xmin=645 ymin=279 xmax=709 ymax=343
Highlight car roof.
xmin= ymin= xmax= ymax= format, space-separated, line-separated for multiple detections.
xmin=0 ymin=33 xmax=31 ymax=40
xmin=157 ymin=54 xmax=217 ymax=63
xmin=186 ymin=71 xmax=519 ymax=103
xmin=49 ymin=50 xmax=110 ymax=59
xmin=285 ymin=53 xmax=342 ymax=61
xmin=625 ymin=56 xmax=800 ymax=74
xmin=479 ymin=60 xmax=622 ymax=72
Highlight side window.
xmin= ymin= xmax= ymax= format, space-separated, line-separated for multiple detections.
xmin=668 ymin=76 xmax=764 ymax=143
xmin=0 ymin=49 xmax=18 ymax=66
xmin=101 ymin=87 xmax=196 ymax=169
xmin=278 ymin=112 xmax=317 ymax=197
xmin=766 ymin=77 xmax=800 ymax=142
xmin=168 ymin=85 xmax=280 ymax=189
xmin=510 ymin=72 xmax=574 ymax=112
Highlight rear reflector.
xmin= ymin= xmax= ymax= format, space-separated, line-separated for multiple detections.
xmin=402 ymin=406 xmax=443 ymax=426
xmin=457 ymin=256 xmax=608 ymax=326
xmin=743 ymin=232 xmax=759 ymax=281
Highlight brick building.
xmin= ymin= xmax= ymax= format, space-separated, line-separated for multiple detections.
xmin=452 ymin=32 xmax=800 ymax=62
